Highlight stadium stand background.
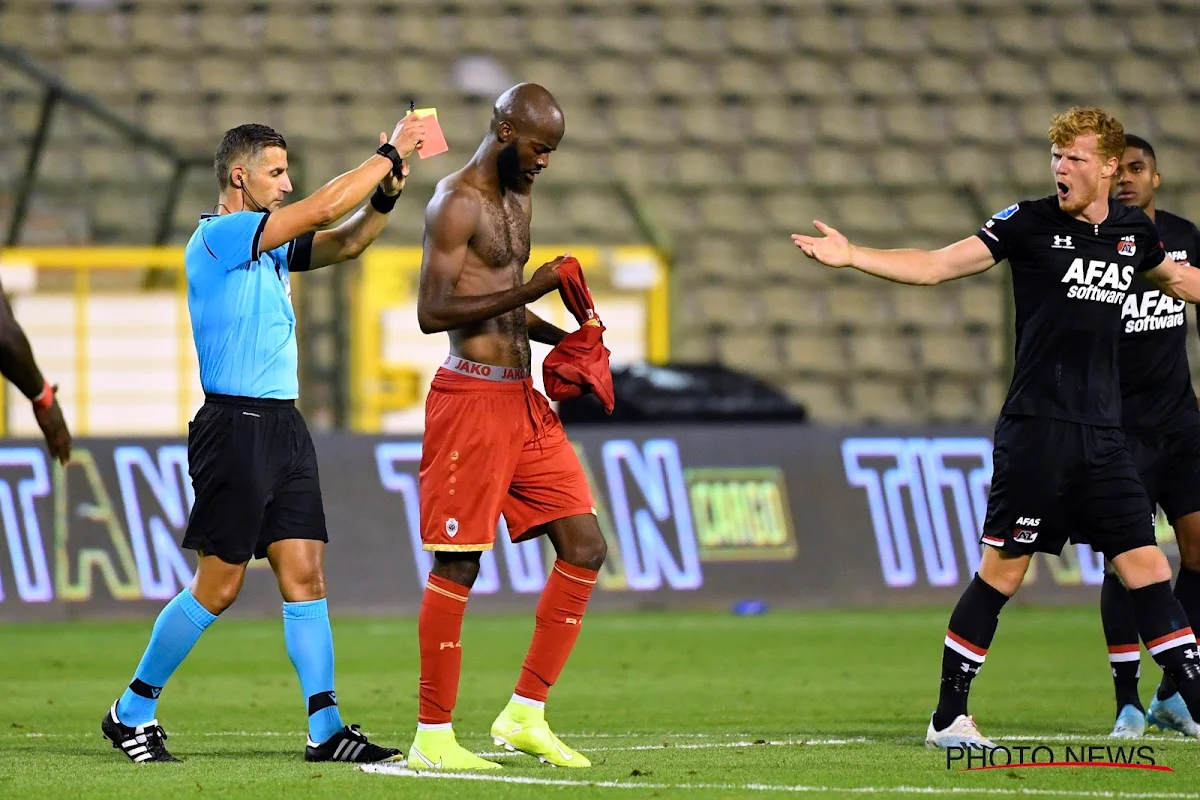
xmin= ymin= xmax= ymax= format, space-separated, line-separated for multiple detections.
xmin=1 ymin=0 xmax=1199 ymax=427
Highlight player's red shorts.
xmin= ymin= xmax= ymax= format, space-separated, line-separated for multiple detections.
xmin=419 ymin=355 xmax=596 ymax=551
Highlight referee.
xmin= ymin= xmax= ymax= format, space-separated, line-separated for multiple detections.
xmin=101 ymin=115 xmax=426 ymax=764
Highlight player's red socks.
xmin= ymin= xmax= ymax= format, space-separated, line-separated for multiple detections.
xmin=514 ymin=560 xmax=598 ymax=703
xmin=419 ymin=561 xmax=598 ymax=720
xmin=418 ymin=574 xmax=470 ymax=725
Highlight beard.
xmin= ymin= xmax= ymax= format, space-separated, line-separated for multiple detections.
xmin=497 ymin=142 xmax=524 ymax=183
xmin=1058 ymin=182 xmax=1099 ymax=214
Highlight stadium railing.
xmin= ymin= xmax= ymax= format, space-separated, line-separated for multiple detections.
xmin=0 ymin=247 xmax=194 ymax=438
xmin=353 ymin=244 xmax=671 ymax=432
xmin=0 ymin=245 xmax=669 ymax=437
xmin=0 ymin=42 xmax=210 ymax=250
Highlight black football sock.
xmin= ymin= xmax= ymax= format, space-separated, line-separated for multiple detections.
xmin=933 ymin=574 xmax=1009 ymax=731
xmin=1129 ymin=581 xmax=1200 ymax=722
xmin=1101 ymin=570 xmax=1144 ymax=713
xmin=1158 ymin=567 xmax=1200 ymax=700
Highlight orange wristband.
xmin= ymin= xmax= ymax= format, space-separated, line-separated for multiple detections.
xmin=32 ymin=379 xmax=53 ymax=411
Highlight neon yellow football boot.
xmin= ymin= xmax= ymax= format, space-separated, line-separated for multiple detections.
xmin=490 ymin=700 xmax=592 ymax=768
xmin=406 ymin=726 xmax=501 ymax=771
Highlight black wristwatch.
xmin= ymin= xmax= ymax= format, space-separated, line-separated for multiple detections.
xmin=376 ymin=143 xmax=404 ymax=177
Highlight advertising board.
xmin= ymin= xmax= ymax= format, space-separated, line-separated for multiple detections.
xmin=0 ymin=426 xmax=1151 ymax=621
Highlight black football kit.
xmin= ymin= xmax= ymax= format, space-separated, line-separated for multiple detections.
xmin=975 ymin=196 xmax=1166 ymax=558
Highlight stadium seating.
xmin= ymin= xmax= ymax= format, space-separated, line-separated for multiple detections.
xmin=2 ymin=0 xmax=1199 ymax=425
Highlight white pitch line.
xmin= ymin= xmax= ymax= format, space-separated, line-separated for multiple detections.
xmin=360 ymin=765 xmax=1200 ymax=798
xmin=559 ymin=731 xmax=758 ymax=739
xmin=11 ymin=730 xmax=1196 ymax=744
xmin=16 ymin=731 xmax=302 ymax=739
xmin=475 ymin=737 xmax=867 ymax=758
xmin=994 ymin=735 xmax=1191 ymax=743
xmin=15 ymin=730 xmax=864 ymax=755
xmin=14 ymin=730 xmax=751 ymax=739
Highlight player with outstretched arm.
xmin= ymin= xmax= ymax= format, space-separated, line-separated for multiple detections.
xmin=793 ymin=107 xmax=1200 ymax=747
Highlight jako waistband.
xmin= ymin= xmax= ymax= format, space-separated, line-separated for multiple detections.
xmin=440 ymin=355 xmax=531 ymax=382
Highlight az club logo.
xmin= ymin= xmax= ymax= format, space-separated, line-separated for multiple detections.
xmin=1118 ymin=235 xmax=1137 ymax=257
xmin=1013 ymin=517 xmax=1040 ymax=544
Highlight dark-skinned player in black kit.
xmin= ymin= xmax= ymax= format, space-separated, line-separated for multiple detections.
xmin=1101 ymin=134 xmax=1200 ymax=739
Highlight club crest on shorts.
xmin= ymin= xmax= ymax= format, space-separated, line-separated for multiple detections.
xmin=445 ymin=518 xmax=459 ymax=538
xmin=1118 ymin=235 xmax=1136 ymax=257
xmin=1013 ymin=516 xmax=1039 ymax=544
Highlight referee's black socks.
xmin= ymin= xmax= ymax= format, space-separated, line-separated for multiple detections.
xmin=933 ymin=574 xmax=1010 ymax=731
xmin=1128 ymin=580 xmax=1200 ymax=720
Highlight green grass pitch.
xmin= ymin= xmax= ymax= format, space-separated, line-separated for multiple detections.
xmin=1 ymin=607 xmax=1197 ymax=798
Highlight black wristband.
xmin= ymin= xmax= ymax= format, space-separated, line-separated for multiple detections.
xmin=370 ymin=186 xmax=399 ymax=214
xmin=376 ymin=143 xmax=404 ymax=176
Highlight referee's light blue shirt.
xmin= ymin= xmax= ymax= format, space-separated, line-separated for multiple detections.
xmin=185 ymin=211 xmax=309 ymax=400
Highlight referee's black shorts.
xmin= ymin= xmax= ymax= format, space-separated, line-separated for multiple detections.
xmin=980 ymin=414 xmax=1155 ymax=559
xmin=183 ymin=394 xmax=327 ymax=564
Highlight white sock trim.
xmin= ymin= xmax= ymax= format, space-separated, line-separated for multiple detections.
xmin=417 ymin=722 xmax=453 ymax=731
xmin=511 ymin=693 xmax=545 ymax=709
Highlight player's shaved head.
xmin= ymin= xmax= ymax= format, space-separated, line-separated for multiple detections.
xmin=487 ymin=83 xmax=564 ymax=192
xmin=491 ymin=83 xmax=564 ymax=140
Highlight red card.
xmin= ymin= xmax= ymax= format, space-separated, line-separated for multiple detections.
xmin=415 ymin=110 xmax=449 ymax=159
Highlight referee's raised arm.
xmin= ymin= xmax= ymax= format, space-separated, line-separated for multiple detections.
xmin=101 ymin=111 xmax=431 ymax=768
xmin=258 ymin=115 xmax=426 ymax=256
